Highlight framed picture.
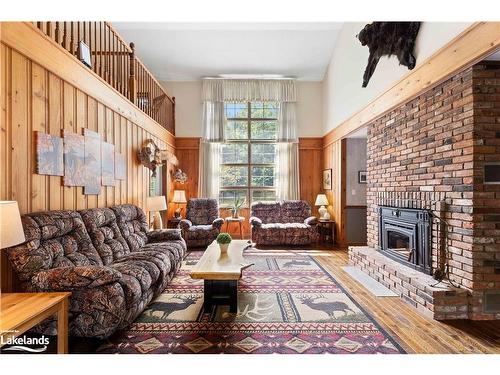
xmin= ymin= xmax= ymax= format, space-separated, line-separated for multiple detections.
xmin=102 ymin=142 xmax=115 ymax=186
xmin=323 ymin=169 xmax=332 ymax=190
xmin=358 ymin=171 xmax=367 ymax=184
xmin=84 ymin=129 xmax=102 ymax=195
xmin=115 ymin=152 xmax=126 ymax=180
xmin=35 ymin=131 xmax=64 ymax=176
xmin=78 ymin=41 xmax=92 ymax=68
xmin=64 ymin=131 xmax=86 ymax=186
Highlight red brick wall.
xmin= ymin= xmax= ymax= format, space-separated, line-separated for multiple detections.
xmin=470 ymin=62 xmax=500 ymax=319
xmin=366 ymin=63 xmax=500 ymax=319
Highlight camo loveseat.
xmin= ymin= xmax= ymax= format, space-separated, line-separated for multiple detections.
xmin=4 ymin=204 xmax=186 ymax=339
xmin=250 ymin=200 xmax=319 ymax=246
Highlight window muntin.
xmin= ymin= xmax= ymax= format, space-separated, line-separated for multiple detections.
xmin=219 ymin=102 xmax=278 ymax=206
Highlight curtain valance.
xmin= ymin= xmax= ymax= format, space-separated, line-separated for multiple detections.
xmin=202 ymin=79 xmax=297 ymax=102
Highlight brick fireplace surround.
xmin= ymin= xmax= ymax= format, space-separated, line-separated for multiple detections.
xmin=349 ymin=61 xmax=500 ymax=320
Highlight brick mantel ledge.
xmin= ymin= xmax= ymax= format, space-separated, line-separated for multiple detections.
xmin=349 ymin=246 xmax=469 ymax=320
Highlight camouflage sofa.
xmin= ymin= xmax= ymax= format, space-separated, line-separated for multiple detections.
xmin=250 ymin=201 xmax=318 ymax=246
xmin=179 ymin=198 xmax=224 ymax=248
xmin=4 ymin=204 xmax=186 ymax=339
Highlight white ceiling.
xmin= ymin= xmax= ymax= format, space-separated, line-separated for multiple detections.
xmin=113 ymin=23 xmax=343 ymax=81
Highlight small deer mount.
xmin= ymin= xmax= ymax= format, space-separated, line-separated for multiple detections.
xmin=357 ymin=22 xmax=421 ymax=87
xmin=172 ymin=168 xmax=188 ymax=184
xmin=137 ymin=139 xmax=178 ymax=177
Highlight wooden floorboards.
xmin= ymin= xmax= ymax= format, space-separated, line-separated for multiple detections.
xmin=304 ymin=249 xmax=500 ymax=354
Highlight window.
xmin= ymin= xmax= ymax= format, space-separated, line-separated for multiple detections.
xmin=219 ymin=102 xmax=278 ymax=207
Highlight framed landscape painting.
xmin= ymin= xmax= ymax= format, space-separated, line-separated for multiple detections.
xmin=102 ymin=142 xmax=115 ymax=186
xmin=64 ymin=131 xmax=86 ymax=186
xmin=323 ymin=169 xmax=332 ymax=190
xmin=84 ymin=129 xmax=102 ymax=195
xmin=35 ymin=131 xmax=64 ymax=176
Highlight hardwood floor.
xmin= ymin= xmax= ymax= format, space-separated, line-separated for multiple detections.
xmin=303 ymin=248 xmax=500 ymax=354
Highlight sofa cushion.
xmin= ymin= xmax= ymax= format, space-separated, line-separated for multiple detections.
xmin=110 ymin=261 xmax=155 ymax=306
xmin=281 ymin=200 xmax=311 ymax=223
xmin=111 ymin=204 xmax=149 ymax=251
xmin=5 ymin=211 xmax=102 ymax=282
xmin=185 ymin=198 xmax=219 ymax=225
xmin=80 ymin=208 xmax=131 ymax=265
xmin=251 ymin=202 xmax=282 ymax=224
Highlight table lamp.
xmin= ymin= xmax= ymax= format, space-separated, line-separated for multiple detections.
xmin=315 ymin=194 xmax=330 ymax=220
xmin=147 ymin=196 xmax=167 ymax=230
xmin=172 ymin=190 xmax=187 ymax=218
xmin=0 ymin=201 xmax=26 ymax=249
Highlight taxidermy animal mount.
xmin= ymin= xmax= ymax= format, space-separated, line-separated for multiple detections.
xmin=137 ymin=139 xmax=178 ymax=177
xmin=357 ymin=22 xmax=421 ymax=87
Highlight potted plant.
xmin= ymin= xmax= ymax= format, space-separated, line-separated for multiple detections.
xmin=231 ymin=196 xmax=245 ymax=219
xmin=216 ymin=233 xmax=232 ymax=254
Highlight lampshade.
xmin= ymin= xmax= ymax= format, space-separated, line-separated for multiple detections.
xmin=315 ymin=194 xmax=329 ymax=206
xmin=147 ymin=196 xmax=167 ymax=212
xmin=0 ymin=201 xmax=25 ymax=249
xmin=172 ymin=190 xmax=187 ymax=204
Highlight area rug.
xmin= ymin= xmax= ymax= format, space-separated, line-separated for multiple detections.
xmin=97 ymin=250 xmax=405 ymax=354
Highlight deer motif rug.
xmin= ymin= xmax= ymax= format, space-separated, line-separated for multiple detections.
xmin=98 ymin=250 xmax=405 ymax=354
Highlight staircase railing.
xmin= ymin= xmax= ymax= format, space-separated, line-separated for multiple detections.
xmin=33 ymin=21 xmax=175 ymax=134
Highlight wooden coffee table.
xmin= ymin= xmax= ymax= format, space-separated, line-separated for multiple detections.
xmin=190 ymin=240 xmax=254 ymax=313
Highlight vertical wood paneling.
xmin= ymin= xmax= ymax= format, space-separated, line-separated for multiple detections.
xmin=1 ymin=42 xmax=175 ymax=221
xmin=31 ymin=63 xmax=47 ymax=212
xmin=298 ymin=138 xmax=323 ymax=216
xmin=62 ymin=81 xmax=75 ymax=211
xmin=48 ymin=73 xmax=62 ymax=210
xmin=11 ymin=51 xmax=30 ymax=214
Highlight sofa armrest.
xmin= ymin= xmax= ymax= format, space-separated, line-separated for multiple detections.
xmin=304 ymin=216 xmax=318 ymax=226
xmin=249 ymin=216 xmax=262 ymax=228
xmin=147 ymin=228 xmax=182 ymax=242
xmin=212 ymin=218 xmax=225 ymax=230
xmin=179 ymin=219 xmax=193 ymax=230
xmin=31 ymin=266 xmax=122 ymax=291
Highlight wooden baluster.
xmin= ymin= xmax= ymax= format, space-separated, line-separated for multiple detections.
xmin=118 ymin=42 xmax=122 ymax=95
xmin=99 ymin=22 xmax=103 ymax=77
xmin=62 ymin=22 xmax=68 ymax=50
xmin=172 ymin=96 xmax=176 ymax=133
xmin=55 ymin=22 xmax=60 ymax=44
xmin=105 ymin=24 xmax=109 ymax=83
xmin=129 ymin=42 xmax=136 ymax=104
xmin=46 ymin=22 xmax=52 ymax=38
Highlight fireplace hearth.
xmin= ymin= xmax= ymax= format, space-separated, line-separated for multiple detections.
xmin=378 ymin=206 xmax=431 ymax=275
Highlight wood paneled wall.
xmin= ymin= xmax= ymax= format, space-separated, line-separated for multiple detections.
xmin=322 ymin=139 xmax=346 ymax=247
xmin=173 ymin=137 xmax=324 ymax=239
xmin=0 ymin=37 xmax=175 ymax=290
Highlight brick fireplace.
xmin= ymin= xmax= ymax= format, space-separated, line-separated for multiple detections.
xmin=349 ymin=61 xmax=500 ymax=320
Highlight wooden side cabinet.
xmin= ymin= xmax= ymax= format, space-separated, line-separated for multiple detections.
xmin=0 ymin=292 xmax=71 ymax=354
xmin=317 ymin=220 xmax=335 ymax=245
xmin=167 ymin=218 xmax=181 ymax=229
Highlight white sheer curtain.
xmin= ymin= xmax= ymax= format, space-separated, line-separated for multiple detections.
xmin=199 ymin=142 xmax=220 ymax=199
xmin=199 ymin=78 xmax=300 ymax=200
xmin=276 ymin=143 xmax=300 ymax=201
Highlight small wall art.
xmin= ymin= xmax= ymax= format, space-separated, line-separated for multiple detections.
xmin=358 ymin=171 xmax=367 ymax=184
xmin=64 ymin=131 xmax=86 ymax=186
xmin=35 ymin=131 xmax=64 ymax=176
xmin=84 ymin=129 xmax=102 ymax=195
xmin=102 ymin=142 xmax=115 ymax=186
xmin=323 ymin=169 xmax=332 ymax=190
xmin=115 ymin=152 xmax=126 ymax=180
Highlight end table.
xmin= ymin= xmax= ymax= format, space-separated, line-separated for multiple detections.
xmin=167 ymin=217 xmax=181 ymax=229
xmin=0 ymin=292 xmax=71 ymax=354
xmin=317 ymin=219 xmax=335 ymax=245
xmin=224 ymin=216 xmax=245 ymax=239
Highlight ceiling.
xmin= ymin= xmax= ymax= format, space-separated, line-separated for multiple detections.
xmin=113 ymin=23 xmax=343 ymax=81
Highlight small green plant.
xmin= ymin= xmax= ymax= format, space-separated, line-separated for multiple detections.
xmin=216 ymin=233 xmax=232 ymax=245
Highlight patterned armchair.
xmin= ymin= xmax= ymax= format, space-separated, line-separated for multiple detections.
xmin=250 ymin=200 xmax=318 ymax=246
xmin=4 ymin=205 xmax=186 ymax=339
xmin=179 ymin=198 xmax=224 ymax=248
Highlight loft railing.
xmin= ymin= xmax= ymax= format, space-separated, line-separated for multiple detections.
xmin=33 ymin=22 xmax=175 ymax=134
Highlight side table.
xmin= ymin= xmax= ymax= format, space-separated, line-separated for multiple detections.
xmin=0 ymin=292 xmax=71 ymax=354
xmin=167 ymin=217 xmax=181 ymax=229
xmin=224 ymin=216 xmax=245 ymax=239
xmin=317 ymin=219 xmax=335 ymax=245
